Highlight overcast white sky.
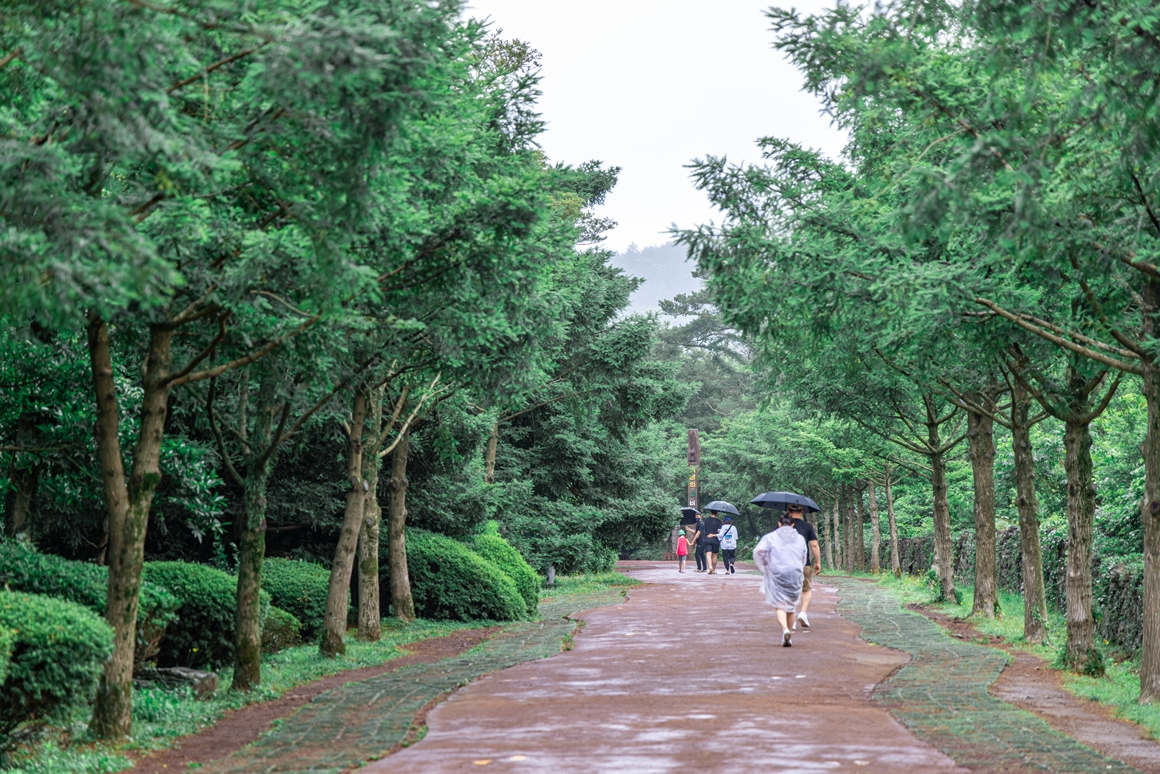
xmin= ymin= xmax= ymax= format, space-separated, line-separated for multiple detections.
xmin=465 ymin=0 xmax=848 ymax=253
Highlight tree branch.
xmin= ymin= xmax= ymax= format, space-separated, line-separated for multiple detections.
xmin=168 ymin=316 xmax=317 ymax=387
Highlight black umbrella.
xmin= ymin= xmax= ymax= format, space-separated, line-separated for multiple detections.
xmin=703 ymin=500 xmax=740 ymax=516
xmin=680 ymin=507 xmax=700 ymax=516
xmin=679 ymin=506 xmax=700 ymax=525
xmin=750 ymin=491 xmax=821 ymax=514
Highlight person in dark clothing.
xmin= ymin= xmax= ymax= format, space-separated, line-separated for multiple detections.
xmin=789 ymin=503 xmax=822 ymax=629
xmin=701 ymin=511 xmax=724 ymax=574
xmin=689 ymin=513 xmax=707 ymax=572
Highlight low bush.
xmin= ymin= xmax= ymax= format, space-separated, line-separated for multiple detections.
xmin=397 ymin=530 xmax=526 ymax=622
xmin=261 ymin=558 xmax=333 ymax=639
xmin=465 ymin=532 xmax=541 ymax=615
xmin=0 ymin=540 xmax=179 ymax=665
xmin=261 ymin=607 xmax=303 ymax=654
xmin=0 ymin=591 xmax=114 ymax=737
xmin=142 ymin=562 xmax=269 ymax=669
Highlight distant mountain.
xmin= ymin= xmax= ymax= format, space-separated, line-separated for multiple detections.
xmin=610 ymin=242 xmax=702 ymax=316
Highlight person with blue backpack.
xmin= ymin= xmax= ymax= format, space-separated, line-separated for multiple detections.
xmin=718 ymin=516 xmax=739 ymax=574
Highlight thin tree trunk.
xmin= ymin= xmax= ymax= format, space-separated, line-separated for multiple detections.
xmin=845 ymin=484 xmax=856 ymax=572
xmin=320 ymin=390 xmax=369 ymax=658
xmin=484 ymin=422 xmax=498 ymax=485
xmin=1063 ymin=412 xmax=1101 ymax=674
xmin=928 ymin=408 xmax=956 ymax=602
xmin=387 ymin=427 xmax=416 ymax=621
xmin=89 ymin=320 xmax=172 ymax=738
xmin=855 ymin=482 xmax=866 ymax=572
xmin=868 ymin=480 xmax=881 ymax=574
xmin=1141 ymin=347 xmax=1160 ymax=701
xmin=886 ymin=463 xmax=901 ymax=578
xmin=1012 ymin=378 xmax=1048 ymax=644
xmin=233 ymin=373 xmax=279 ymax=690
xmin=5 ymin=461 xmax=38 ymax=540
xmin=357 ymin=385 xmax=385 ymax=642
xmin=824 ymin=498 xmax=834 ymax=570
xmin=835 ymin=496 xmax=844 ymax=568
xmin=967 ymin=396 xmax=999 ymax=618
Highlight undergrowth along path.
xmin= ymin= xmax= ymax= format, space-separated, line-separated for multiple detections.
xmin=834 ymin=577 xmax=1137 ymax=773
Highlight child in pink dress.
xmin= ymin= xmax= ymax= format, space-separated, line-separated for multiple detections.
xmin=676 ymin=532 xmax=689 ymax=572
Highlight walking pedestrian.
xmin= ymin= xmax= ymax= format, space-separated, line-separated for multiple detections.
xmin=788 ymin=503 xmax=822 ymax=630
xmin=719 ymin=516 xmax=738 ymax=574
xmin=690 ymin=512 xmax=707 ymax=572
xmin=676 ymin=529 xmax=689 ymax=573
xmin=753 ymin=512 xmax=808 ymax=647
xmin=701 ymin=509 xmax=724 ymax=574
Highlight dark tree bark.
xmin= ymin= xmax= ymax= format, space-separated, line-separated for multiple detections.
xmin=844 ymin=484 xmax=856 ymax=572
xmin=1011 ymin=376 xmax=1049 ymax=644
xmin=855 ymin=482 xmax=866 ymax=572
xmin=387 ymin=427 xmax=416 ymax=621
xmin=320 ymin=389 xmax=370 ymax=657
xmin=5 ymin=460 xmax=38 ymax=540
xmin=1063 ymin=410 xmax=1100 ymax=673
xmin=927 ymin=402 xmax=956 ymax=603
xmin=89 ymin=319 xmax=172 ymax=738
xmin=831 ymin=493 xmax=842 ymax=571
xmin=824 ymin=497 xmax=834 ymax=570
xmin=1142 ymin=278 xmax=1160 ymax=702
xmin=966 ymin=392 xmax=1000 ymax=618
xmin=868 ymin=480 xmax=881 ymax=574
xmin=484 ymin=422 xmax=498 ymax=485
xmin=357 ymin=385 xmax=385 ymax=642
xmin=885 ymin=463 xmax=901 ymax=578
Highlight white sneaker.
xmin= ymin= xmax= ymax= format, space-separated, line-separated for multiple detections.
xmin=792 ymin=619 xmax=798 ymax=631
xmin=799 ymin=613 xmax=810 ymax=630
xmin=782 ymin=629 xmax=792 ymax=647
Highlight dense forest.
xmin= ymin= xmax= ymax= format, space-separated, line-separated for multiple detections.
xmin=4 ymin=0 xmax=1160 ymax=770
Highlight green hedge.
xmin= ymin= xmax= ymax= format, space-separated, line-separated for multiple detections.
xmin=143 ymin=562 xmax=270 ymax=670
xmin=0 ymin=627 xmax=13 ymax=687
xmin=392 ymin=530 xmax=526 ymax=622
xmin=0 ymin=591 xmax=113 ymax=736
xmin=0 ymin=540 xmax=179 ymax=665
xmin=261 ymin=606 xmax=303 ymax=654
xmin=466 ymin=533 xmax=541 ymax=615
xmin=261 ymin=558 xmax=334 ymax=639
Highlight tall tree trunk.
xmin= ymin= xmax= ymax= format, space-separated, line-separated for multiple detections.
xmin=855 ymin=483 xmax=866 ymax=572
xmin=357 ymin=385 xmax=385 ymax=642
xmin=967 ymin=396 xmax=999 ymax=618
xmin=89 ymin=320 xmax=172 ymax=739
xmin=320 ymin=390 xmax=369 ymax=658
xmin=5 ymin=461 xmax=38 ymax=540
xmin=885 ymin=463 xmax=901 ymax=578
xmin=835 ymin=494 xmax=844 ymax=573
xmin=233 ymin=373 xmax=279 ymax=690
xmin=868 ymin=480 xmax=881 ymax=574
xmin=484 ymin=422 xmax=498 ymax=485
xmin=1141 ymin=353 xmax=1160 ymax=701
xmin=824 ymin=498 xmax=834 ymax=570
xmin=844 ymin=484 xmax=856 ymax=572
xmin=1063 ymin=412 xmax=1101 ymax=674
xmin=928 ymin=409 xmax=956 ymax=603
xmin=387 ymin=427 xmax=416 ymax=621
xmin=1012 ymin=379 xmax=1048 ymax=644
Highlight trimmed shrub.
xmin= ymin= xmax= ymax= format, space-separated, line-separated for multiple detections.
xmin=261 ymin=558 xmax=333 ymax=638
xmin=0 ymin=591 xmax=114 ymax=736
xmin=399 ymin=530 xmax=526 ymax=622
xmin=0 ymin=540 xmax=179 ymax=665
xmin=143 ymin=562 xmax=269 ymax=669
xmin=261 ymin=606 xmax=303 ymax=654
xmin=0 ymin=627 xmax=13 ymax=686
xmin=465 ymin=533 xmax=541 ymax=615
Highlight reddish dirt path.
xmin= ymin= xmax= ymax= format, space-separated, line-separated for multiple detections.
xmin=369 ymin=561 xmax=968 ymax=773
xmin=130 ymin=628 xmax=497 ymax=774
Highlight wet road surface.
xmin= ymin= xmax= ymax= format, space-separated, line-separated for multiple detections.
xmin=370 ymin=560 xmax=967 ymax=773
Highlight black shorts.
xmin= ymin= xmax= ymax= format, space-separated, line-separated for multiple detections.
xmin=703 ymin=539 xmax=720 ymax=552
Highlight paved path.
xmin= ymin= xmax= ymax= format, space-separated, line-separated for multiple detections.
xmin=374 ymin=563 xmax=967 ymax=773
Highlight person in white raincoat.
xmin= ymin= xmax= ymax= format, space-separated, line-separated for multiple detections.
xmin=753 ymin=512 xmax=808 ymax=647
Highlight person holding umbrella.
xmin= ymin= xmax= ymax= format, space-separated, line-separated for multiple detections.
xmin=701 ymin=501 xmax=738 ymax=574
xmin=753 ymin=511 xmax=808 ymax=646
xmin=788 ymin=503 xmax=822 ymax=629
xmin=688 ymin=511 xmax=707 ymax=572
xmin=719 ymin=516 xmax=739 ymax=574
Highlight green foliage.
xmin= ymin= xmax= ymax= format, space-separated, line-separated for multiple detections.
xmin=0 ymin=591 xmax=113 ymax=737
xmin=261 ymin=607 xmax=303 ymax=655
xmin=0 ymin=541 xmax=179 ymax=664
xmin=260 ymin=558 xmax=333 ymax=639
xmin=401 ymin=530 xmax=526 ymax=622
xmin=0 ymin=627 xmax=13 ymax=687
xmin=466 ymin=529 xmax=542 ymax=614
xmin=142 ymin=562 xmax=269 ymax=669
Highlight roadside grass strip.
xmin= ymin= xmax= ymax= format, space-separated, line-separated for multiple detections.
xmin=834 ymin=578 xmax=1137 ymax=773
xmin=198 ymin=576 xmax=633 ymax=773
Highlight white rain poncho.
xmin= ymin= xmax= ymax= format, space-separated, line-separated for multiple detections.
xmin=753 ymin=526 xmax=807 ymax=612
